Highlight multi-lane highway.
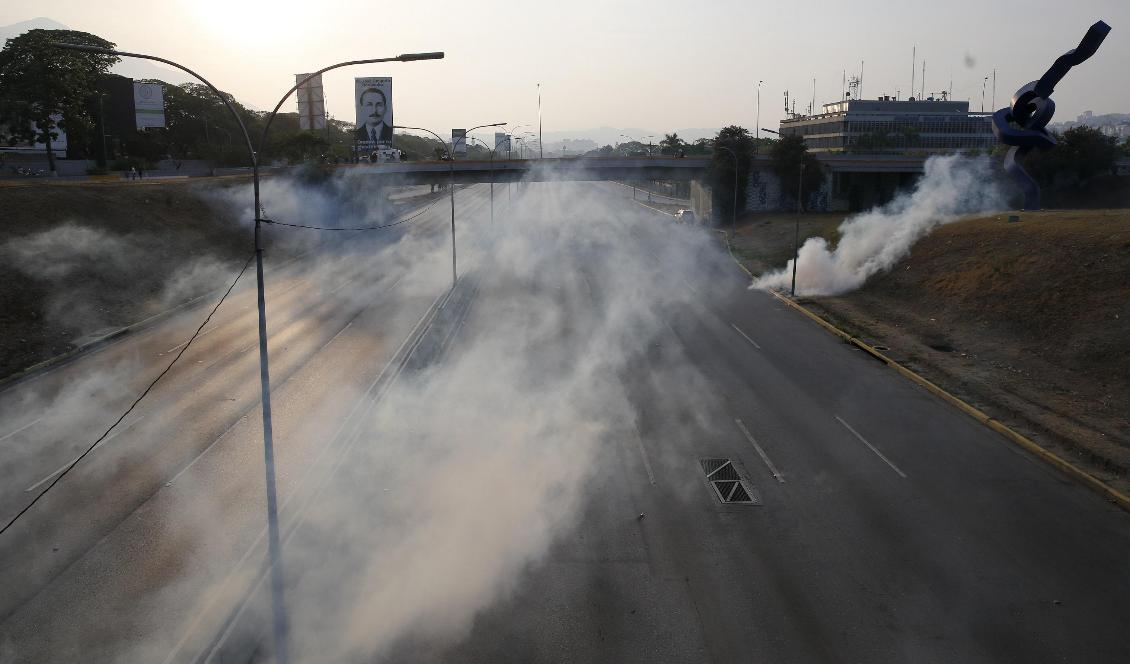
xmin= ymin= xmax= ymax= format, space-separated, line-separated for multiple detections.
xmin=0 ymin=180 xmax=1127 ymax=663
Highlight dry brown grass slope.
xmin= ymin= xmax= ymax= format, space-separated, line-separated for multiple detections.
xmin=807 ymin=210 xmax=1130 ymax=488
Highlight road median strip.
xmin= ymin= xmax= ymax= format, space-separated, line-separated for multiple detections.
xmin=722 ymin=232 xmax=1130 ymax=512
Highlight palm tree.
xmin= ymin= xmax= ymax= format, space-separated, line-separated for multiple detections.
xmin=660 ymin=132 xmax=685 ymax=155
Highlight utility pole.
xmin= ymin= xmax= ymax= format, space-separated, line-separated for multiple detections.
xmin=791 ymin=163 xmax=805 ymax=297
xmin=53 ymin=42 xmax=445 ymax=664
xmin=537 ymin=83 xmax=543 ymax=159
xmin=991 ymin=68 xmax=996 ymax=111
xmin=911 ymin=46 xmax=916 ymax=99
xmin=756 ymin=80 xmax=763 ymax=140
xmin=97 ymin=93 xmax=109 ymax=168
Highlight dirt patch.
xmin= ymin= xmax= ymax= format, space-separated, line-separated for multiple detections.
xmin=731 ymin=210 xmax=1130 ymax=495
xmin=0 ymin=180 xmax=255 ymax=379
xmin=728 ymin=211 xmax=846 ymax=276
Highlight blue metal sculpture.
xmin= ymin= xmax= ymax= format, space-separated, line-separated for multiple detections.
xmin=991 ymin=20 xmax=1111 ymax=210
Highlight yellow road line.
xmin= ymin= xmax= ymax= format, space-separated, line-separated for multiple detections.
xmin=722 ymin=233 xmax=1130 ymax=512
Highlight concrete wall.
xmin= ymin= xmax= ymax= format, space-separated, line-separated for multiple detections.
xmin=743 ymin=166 xmax=838 ymax=213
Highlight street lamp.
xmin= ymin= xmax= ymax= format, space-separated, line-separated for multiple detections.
xmin=396 ymin=126 xmax=455 ymax=286
xmin=510 ymin=133 xmax=535 ymax=161
xmin=52 ymin=42 xmax=443 ymax=664
xmin=756 ymin=80 xmax=763 ymax=140
xmin=468 ymin=134 xmax=511 ymax=225
xmin=503 ymin=124 xmax=529 ymax=200
xmin=504 ymin=124 xmax=529 ymax=159
xmin=396 ymin=122 xmax=503 ymax=288
xmin=636 ymin=135 xmax=655 ymax=156
xmin=96 ymin=92 xmax=109 ymax=168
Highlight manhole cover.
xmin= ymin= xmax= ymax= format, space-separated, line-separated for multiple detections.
xmin=700 ymin=458 xmax=760 ymax=505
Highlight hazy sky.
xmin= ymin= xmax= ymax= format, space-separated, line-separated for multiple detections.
xmin=3 ymin=0 xmax=1129 ymax=141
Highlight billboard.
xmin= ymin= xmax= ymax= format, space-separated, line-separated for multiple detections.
xmin=452 ymin=129 xmax=467 ymax=155
xmin=355 ymin=77 xmax=393 ymax=150
xmin=133 ymin=82 xmax=165 ymax=129
xmin=295 ymin=73 xmax=326 ymax=130
xmin=494 ymin=132 xmax=511 ymax=153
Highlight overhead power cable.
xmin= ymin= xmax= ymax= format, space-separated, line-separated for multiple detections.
xmin=0 ymin=253 xmax=256 ymax=537
xmin=260 ymin=198 xmax=441 ymax=231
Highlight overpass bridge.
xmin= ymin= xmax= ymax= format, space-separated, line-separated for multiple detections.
xmin=353 ymin=153 xmax=936 ymax=217
xmin=351 ymin=154 xmax=929 ymax=186
xmin=350 ymin=156 xmax=711 ymax=185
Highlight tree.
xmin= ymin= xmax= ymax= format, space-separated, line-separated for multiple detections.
xmin=769 ymin=134 xmax=823 ymax=211
xmin=659 ymin=132 xmax=686 ymax=155
xmin=618 ymin=140 xmax=647 ymax=156
xmin=1023 ymin=125 xmax=1121 ymax=192
xmin=711 ymin=125 xmax=755 ymax=220
xmin=0 ymin=29 xmax=118 ymax=174
xmin=686 ymin=137 xmax=713 ymax=155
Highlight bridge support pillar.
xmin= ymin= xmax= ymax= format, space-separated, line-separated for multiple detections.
xmin=690 ymin=179 xmax=713 ymax=224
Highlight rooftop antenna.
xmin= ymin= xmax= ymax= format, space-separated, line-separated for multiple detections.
xmin=910 ymin=46 xmax=916 ymax=100
xmin=991 ymin=68 xmax=996 ymax=110
xmin=921 ymin=59 xmax=926 ymax=99
xmin=842 ymin=69 xmax=846 ymax=102
xmin=811 ymin=77 xmax=816 ymax=115
xmin=860 ymin=60 xmax=864 ymax=99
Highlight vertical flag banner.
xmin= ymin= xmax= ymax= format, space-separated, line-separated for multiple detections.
xmin=452 ymin=129 xmax=467 ymax=155
xmin=296 ymin=73 xmax=326 ymax=130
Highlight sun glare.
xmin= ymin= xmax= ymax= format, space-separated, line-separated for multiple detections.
xmin=189 ymin=1 xmax=305 ymax=47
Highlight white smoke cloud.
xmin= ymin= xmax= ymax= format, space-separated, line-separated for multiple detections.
xmin=0 ymin=171 xmax=730 ymax=663
xmin=2 ymin=224 xmax=140 ymax=281
xmin=751 ymin=155 xmax=1005 ymax=296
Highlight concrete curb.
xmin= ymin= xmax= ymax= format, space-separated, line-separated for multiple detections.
xmin=633 ymin=199 xmax=675 ymax=217
xmin=722 ymin=234 xmax=1130 ymax=512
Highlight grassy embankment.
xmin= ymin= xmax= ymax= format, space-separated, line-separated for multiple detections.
xmin=730 ymin=209 xmax=1130 ymax=492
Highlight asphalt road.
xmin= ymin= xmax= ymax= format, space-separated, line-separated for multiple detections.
xmin=1 ymin=180 xmax=1128 ymax=663
xmin=0 ymin=183 xmax=492 ymax=661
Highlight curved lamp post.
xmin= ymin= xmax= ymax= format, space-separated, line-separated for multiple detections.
xmin=395 ymin=126 xmax=455 ymax=286
xmin=468 ymin=135 xmax=511 ymax=224
xmin=52 ymin=42 xmax=443 ymax=664
xmin=396 ymin=122 xmax=503 ymax=287
xmin=504 ymin=124 xmax=529 ymax=159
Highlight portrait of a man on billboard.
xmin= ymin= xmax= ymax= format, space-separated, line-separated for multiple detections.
xmin=354 ymin=77 xmax=393 ymax=149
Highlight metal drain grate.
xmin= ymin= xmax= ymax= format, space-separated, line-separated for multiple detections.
xmin=700 ymin=458 xmax=758 ymax=504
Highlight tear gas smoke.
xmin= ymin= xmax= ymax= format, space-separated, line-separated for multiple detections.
xmin=0 ymin=167 xmax=733 ymax=662
xmin=752 ymin=155 xmax=1005 ymax=296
